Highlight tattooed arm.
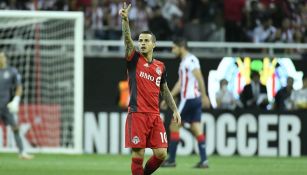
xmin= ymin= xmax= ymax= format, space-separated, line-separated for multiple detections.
xmin=119 ymin=3 xmax=134 ymax=57
xmin=160 ymin=79 xmax=180 ymax=109
xmin=161 ymin=82 xmax=177 ymax=112
xmin=161 ymin=82 xmax=181 ymax=124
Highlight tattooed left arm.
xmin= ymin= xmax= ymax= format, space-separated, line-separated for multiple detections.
xmin=161 ymin=82 xmax=177 ymax=112
xmin=161 ymin=82 xmax=181 ymax=124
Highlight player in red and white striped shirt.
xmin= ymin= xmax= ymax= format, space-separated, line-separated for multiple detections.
xmin=161 ymin=38 xmax=210 ymax=168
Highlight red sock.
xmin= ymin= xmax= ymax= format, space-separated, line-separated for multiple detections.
xmin=170 ymin=132 xmax=180 ymax=141
xmin=197 ymin=134 xmax=205 ymax=142
xmin=144 ymin=156 xmax=164 ymax=175
xmin=131 ymin=157 xmax=144 ymax=175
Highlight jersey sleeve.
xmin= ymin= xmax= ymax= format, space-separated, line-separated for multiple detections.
xmin=161 ymin=65 xmax=167 ymax=84
xmin=126 ymin=49 xmax=134 ymax=61
xmin=188 ymin=56 xmax=201 ymax=71
xmin=126 ymin=50 xmax=139 ymax=62
xmin=126 ymin=50 xmax=140 ymax=71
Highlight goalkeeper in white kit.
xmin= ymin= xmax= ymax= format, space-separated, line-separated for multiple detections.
xmin=0 ymin=52 xmax=33 ymax=160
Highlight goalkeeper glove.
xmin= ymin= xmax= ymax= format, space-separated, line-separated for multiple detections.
xmin=7 ymin=96 xmax=20 ymax=114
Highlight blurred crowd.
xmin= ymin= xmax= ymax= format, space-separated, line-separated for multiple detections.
xmin=215 ymin=72 xmax=307 ymax=111
xmin=1 ymin=0 xmax=306 ymax=111
xmin=1 ymin=0 xmax=307 ymax=45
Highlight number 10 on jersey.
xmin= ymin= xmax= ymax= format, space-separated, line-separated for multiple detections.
xmin=160 ymin=132 xmax=167 ymax=143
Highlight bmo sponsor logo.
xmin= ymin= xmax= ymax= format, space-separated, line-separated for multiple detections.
xmin=139 ymin=71 xmax=154 ymax=81
xmin=84 ymin=112 xmax=302 ymax=157
xmin=139 ymin=71 xmax=161 ymax=87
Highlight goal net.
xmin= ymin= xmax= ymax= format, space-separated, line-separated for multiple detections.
xmin=0 ymin=11 xmax=83 ymax=153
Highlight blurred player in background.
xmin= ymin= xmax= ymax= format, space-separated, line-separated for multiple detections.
xmin=160 ymin=38 xmax=210 ymax=168
xmin=119 ymin=3 xmax=181 ymax=175
xmin=0 ymin=52 xmax=33 ymax=160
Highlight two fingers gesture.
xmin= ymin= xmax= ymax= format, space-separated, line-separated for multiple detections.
xmin=119 ymin=2 xmax=131 ymax=20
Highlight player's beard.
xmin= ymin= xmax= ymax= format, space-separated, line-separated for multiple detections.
xmin=140 ymin=46 xmax=147 ymax=53
xmin=178 ymin=52 xmax=183 ymax=60
xmin=173 ymin=50 xmax=182 ymax=59
xmin=140 ymin=48 xmax=151 ymax=57
xmin=141 ymin=51 xmax=150 ymax=58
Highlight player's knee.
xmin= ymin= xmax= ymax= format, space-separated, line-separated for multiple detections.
xmin=191 ymin=123 xmax=202 ymax=136
xmin=132 ymin=148 xmax=145 ymax=158
xmin=154 ymin=150 xmax=167 ymax=160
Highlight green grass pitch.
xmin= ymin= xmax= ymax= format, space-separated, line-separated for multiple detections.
xmin=1 ymin=153 xmax=307 ymax=175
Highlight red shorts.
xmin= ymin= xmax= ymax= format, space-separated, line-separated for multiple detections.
xmin=125 ymin=112 xmax=168 ymax=148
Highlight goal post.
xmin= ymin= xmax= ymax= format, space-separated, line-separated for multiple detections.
xmin=0 ymin=10 xmax=84 ymax=154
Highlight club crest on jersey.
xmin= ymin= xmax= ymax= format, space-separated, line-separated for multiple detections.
xmin=3 ymin=71 xmax=10 ymax=79
xmin=132 ymin=136 xmax=140 ymax=144
xmin=143 ymin=63 xmax=149 ymax=67
xmin=156 ymin=67 xmax=162 ymax=75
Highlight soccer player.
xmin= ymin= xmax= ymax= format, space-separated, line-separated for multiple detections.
xmin=119 ymin=3 xmax=181 ymax=175
xmin=0 ymin=52 xmax=33 ymax=160
xmin=160 ymin=38 xmax=210 ymax=168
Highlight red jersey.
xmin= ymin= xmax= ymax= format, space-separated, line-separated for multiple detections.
xmin=127 ymin=50 xmax=167 ymax=113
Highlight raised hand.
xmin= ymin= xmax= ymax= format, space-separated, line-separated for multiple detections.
xmin=119 ymin=2 xmax=131 ymax=21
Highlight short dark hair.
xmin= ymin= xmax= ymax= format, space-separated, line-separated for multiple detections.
xmin=287 ymin=76 xmax=294 ymax=81
xmin=173 ymin=37 xmax=188 ymax=48
xmin=139 ymin=31 xmax=156 ymax=43
xmin=220 ymin=79 xmax=228 ymax=84
xmin=250 ymin=70 xmax=260 ymax=79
